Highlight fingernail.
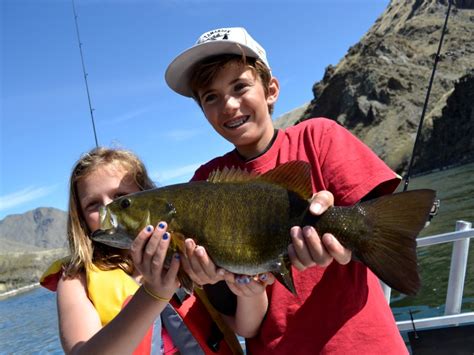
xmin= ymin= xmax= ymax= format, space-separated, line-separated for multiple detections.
xmin=303 ymin=226 xmax=313 ymax=237
xmin=146 ymin=225 xmax=153 ymax=233
xmin=259 ymin=274 xmax=268 ymax=281
xmin=158 ymin=222 xmax=165 ymax=229
xmin=311 ymin=203 xmax=322 ymax=215
xmin=163 ymin=232 xmax=169 ymax=240
xmin=325 ymin=234 xmax=334 ymax=245
xmin=238 ymin=276 xmax=250 ymax=284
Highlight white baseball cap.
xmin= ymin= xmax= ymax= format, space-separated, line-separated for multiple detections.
xmin=165 ymin=27 xmax=270 ymax=97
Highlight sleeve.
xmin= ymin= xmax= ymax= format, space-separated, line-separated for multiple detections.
xmin=40 ymin=256 xmax=70 ymax=291
xmin=315 ymin=120 xmax=400 ymax=205
xmin=190 ymin=164 xmax=210 ymax=182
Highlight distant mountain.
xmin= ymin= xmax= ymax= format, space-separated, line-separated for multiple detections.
xmin=275 ymin=0 xmax=474 ymax=174
xmin=0 ymin=207 xmax=68 ymax=252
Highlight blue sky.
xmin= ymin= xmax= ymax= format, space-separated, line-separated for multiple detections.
xmin=1 ymin=0 xmax=389 ymax=219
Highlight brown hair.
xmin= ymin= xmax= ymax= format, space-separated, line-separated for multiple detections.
xmin=64 ymin=147 xmax=155 ymax=277
xmin=189 ymin=54 xmax=275 ymax=114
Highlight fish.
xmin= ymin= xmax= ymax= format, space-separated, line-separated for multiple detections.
xmin=91 ymin=160 xmax=436 ymax=296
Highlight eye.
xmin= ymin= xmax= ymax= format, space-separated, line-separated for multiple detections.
xmin=120 ymin=198 xmax=131 ymax=209
xmin=202 ymin=93 xmax=217 ymax=104
xmin=234 ymin=82 xmax=246 ymax=91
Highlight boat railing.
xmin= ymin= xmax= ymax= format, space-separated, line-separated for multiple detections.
xmin=382 ymin=220 xmax=474 ymax=331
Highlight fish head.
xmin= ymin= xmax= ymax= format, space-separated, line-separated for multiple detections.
xmin=91 ymin=191 xmax=174 ymax=249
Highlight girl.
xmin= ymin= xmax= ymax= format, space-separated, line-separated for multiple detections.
xmin=41 ymin=147 xmax=249 ymax=354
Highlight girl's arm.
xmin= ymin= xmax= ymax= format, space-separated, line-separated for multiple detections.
xmin=57 ymin=223 xmax=179 ymax=355
xmin=181 ymin=238 xmax=273 ymax=338
xmin=222 ymin=273 xmax=274 ymax=338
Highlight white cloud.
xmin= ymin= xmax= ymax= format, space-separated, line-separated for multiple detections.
xmin=153 ymin=163 xmax=202 ymax=183
xmin=100 ymin=106 xmax=154 ymax=125
xmin=165 ymin=129 xmax=202 ymax=141
xmin=0 ymin=186 xmax=56 ymax=211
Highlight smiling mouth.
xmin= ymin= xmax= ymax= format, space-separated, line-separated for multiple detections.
xmin=224 ymin=116 xmax=249 ymax=129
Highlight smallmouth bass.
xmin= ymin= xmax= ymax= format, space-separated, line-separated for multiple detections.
xmin=91 ymin=161 xmax=436 ymax=295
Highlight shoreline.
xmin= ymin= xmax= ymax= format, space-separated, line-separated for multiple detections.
xmin=0 ymin=283 xmax=40 ymax=300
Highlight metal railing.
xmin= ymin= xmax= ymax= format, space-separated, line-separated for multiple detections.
xmin=382 ymin=220 xmax=474 ymax=331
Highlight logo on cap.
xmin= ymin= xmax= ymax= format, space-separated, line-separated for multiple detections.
xmin=198 ymin=28 xmax=233 ymax=44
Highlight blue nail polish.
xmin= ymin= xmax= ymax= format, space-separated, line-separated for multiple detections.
xmin=163 ymin=232 xmax=169 ymax=240
xmin=146 ymin=226 xmax=153 ymax=232
xmin=158 ymin=222 xmax=165 ymax=229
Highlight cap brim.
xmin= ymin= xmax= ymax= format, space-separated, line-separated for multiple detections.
xmin=165 ymin=41 xmax=261 ymax=97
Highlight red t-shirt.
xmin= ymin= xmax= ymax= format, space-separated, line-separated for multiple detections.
xmin=192 ymin=118 xmax=407 ymax=354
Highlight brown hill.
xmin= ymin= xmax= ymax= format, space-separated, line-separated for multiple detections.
xmin=0 ymin=207 xmax=68 ymax=252
xmin=275 ymin=0 xmax=474 ymax=174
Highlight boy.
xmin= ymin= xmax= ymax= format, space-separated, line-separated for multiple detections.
xmin=165 ymin=27 xmax=406 ymax=354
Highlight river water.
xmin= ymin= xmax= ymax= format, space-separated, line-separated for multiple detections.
xmin=0 ymin=287 xmax=61 ymax=354
xmin=1 ymin=163 xmax=473 ymax=353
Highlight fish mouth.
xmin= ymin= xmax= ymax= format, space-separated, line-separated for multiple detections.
xmin=224 ymin=115 xmax=249 ymax=129
xmin=91 ymin=227 xmax=134 ymax=249
xmin=99 ymin=206 xmax=118 ymax=230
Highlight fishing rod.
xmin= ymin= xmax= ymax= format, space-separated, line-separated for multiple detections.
xmin=403 ymin=0 xmax=452 ymax=193
xmin=71 ymin=0 xmax=99 ymax=148
xmin=402 ymin=0 xmax=452 ymax=220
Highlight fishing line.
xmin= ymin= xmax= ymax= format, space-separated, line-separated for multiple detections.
xmin=403 ymin=0 xmax=452 ymax=192
xmin=71 ymin=0 xmax=99 ymax=148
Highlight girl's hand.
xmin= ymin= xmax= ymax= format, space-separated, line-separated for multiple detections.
xmin=224 ymin=273 xmax=275 ymax=298
xmin=288 ymin=191 xmax=352 ymax=270
xmin=180 ymin=238 xmax=227 ymax=285
xmin=131 ymin=222 xmax=180 ymax=300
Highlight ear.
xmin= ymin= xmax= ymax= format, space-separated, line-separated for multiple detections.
xmin=266 ymin=77 xmax=280 ymax=105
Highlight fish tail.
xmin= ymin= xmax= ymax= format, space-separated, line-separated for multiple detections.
xmin=353 ymin=189 xmax=436 ymax=295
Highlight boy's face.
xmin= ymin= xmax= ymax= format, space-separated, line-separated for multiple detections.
xmin=197 ymin=61 xmax=279 ymax=159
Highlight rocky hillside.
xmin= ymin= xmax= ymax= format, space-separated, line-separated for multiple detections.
xmin=0 ymin=207 xmax=68 ymax=253
xmin=277 ymin=0 xmax=474 ymax=174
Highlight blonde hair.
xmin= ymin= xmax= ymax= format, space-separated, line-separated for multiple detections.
xmin=64 ymin=147 xmax=155 ymax=277
xmin=189 ymin=54 xmax=275 ymax=114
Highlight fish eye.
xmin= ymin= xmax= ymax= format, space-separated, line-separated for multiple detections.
xmin=120 ymin=198 xmax=131 ymax=209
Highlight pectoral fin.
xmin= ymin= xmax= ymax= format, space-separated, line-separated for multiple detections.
xmin=272 ymin=255 xmax=296 ymax=295
xmin=178 ymin=270 xmax=195 ymax=295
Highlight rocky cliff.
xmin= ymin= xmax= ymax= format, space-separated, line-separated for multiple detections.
xmin=0 ymin=207 xmax=68 ymax=252
xmin=282 ymin=0 xmax=474 ymax=174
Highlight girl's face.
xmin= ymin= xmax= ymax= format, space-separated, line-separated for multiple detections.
xmin=77 ymin=164 xmax=140 ymax=233
xmin=197 ymin=61 xmax=279 ymax=160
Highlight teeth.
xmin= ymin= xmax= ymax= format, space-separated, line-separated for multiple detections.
xmin=226 ymin=116 xmax=248 ymax=128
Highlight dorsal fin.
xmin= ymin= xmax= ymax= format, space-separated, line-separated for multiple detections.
xmin=207 ymin=166 xmax=256 ymax=183
xmin=208 ymin=161 xmax=313 ymax=199
xmin=259 ymin=161 xmax=313 ymax=199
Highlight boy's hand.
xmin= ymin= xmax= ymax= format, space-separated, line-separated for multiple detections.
xmin=288 ymin=191 xmax=352 ymax=270
xmin=180 ymin=238 xmax=227 ymax=285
